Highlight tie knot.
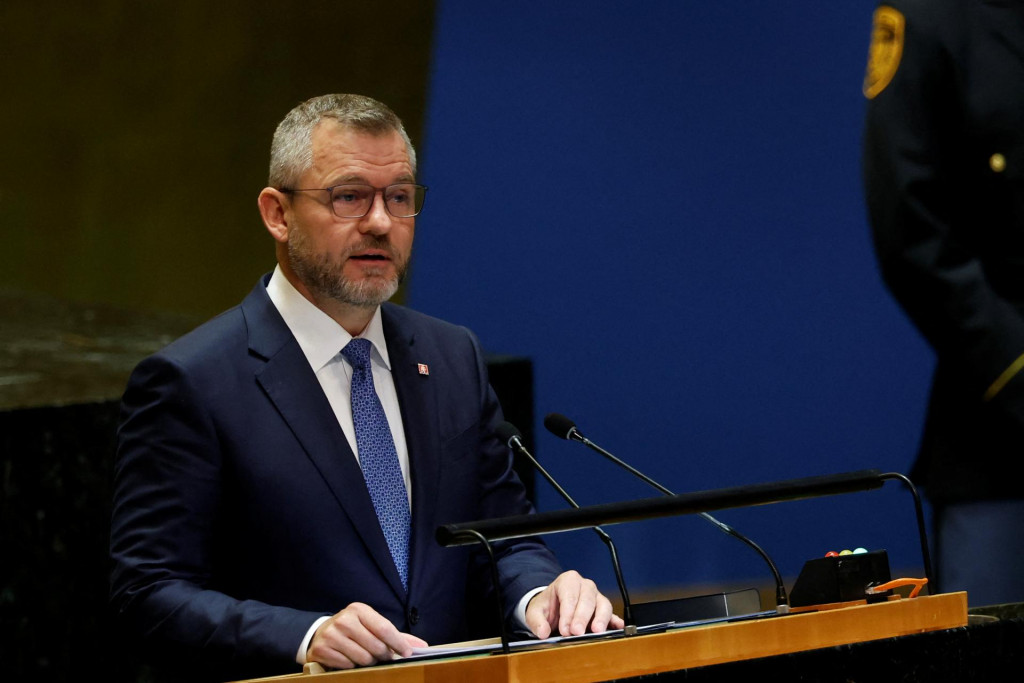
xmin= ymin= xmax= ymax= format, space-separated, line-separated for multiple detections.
xmin=341 ymin=338 xmax=373 ymax=369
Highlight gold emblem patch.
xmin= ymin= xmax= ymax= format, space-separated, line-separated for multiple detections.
xmin=863 ymin=6 xmax=905 ymax=99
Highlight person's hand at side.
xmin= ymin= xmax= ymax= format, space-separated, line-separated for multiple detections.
xmin=306 ymin=602 xmax=427 ymax=669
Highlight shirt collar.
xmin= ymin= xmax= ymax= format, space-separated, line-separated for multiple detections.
xmin=266 ymin=265 xmax=392 ymax=372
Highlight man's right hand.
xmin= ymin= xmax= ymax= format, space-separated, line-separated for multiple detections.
xmin=306 ymin=602 xmax=428 ymax=669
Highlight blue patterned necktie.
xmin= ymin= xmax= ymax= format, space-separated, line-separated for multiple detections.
xmin=341 ymin=338 xmax=410 ymax=591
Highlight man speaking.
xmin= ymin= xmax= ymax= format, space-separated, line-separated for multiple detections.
xmin=110 ymin=93 xmax=621 ymax=681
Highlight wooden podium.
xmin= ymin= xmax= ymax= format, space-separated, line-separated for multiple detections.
xmin=242 ymin=592 xmax=967 ymax=683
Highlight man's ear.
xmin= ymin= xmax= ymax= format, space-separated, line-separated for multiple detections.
xmin=258 ymin=187 xmax=290 ymax=243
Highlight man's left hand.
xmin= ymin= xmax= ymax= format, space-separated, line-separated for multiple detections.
xmin=524 ymin=570 xmax=625 ymax=638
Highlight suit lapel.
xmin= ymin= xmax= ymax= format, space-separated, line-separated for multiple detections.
xmin=242 ymin=281 xmax=407 ymax=600
xmin=382 ymin=305 xmax=442 ymax=598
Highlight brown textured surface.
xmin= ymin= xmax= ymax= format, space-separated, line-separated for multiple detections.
xmin=0 ymin=0 xmax=434 ymax=321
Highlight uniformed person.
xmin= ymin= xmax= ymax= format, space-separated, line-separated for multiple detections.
xmin=863 ymin=0 xmax=1024 ymax=606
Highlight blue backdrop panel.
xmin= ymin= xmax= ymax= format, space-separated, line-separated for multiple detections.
xmin=413 ymin=1 xmax=934 ymax=594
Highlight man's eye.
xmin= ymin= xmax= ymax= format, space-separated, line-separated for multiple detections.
xmin=387 ymin=185 xmax=416 ymax=204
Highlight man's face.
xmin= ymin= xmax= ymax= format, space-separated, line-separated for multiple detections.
xmin=284 ymin=122 xmax=415 ymax=308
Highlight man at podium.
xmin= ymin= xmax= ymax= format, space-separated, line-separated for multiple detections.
xmin=109 ymin=93 xmax=621 ymax=681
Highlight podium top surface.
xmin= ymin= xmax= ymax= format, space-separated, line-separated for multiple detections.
xmin=239 ymin=592 xmax=968 ymax=683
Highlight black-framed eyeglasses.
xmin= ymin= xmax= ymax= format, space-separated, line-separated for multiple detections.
xmin=279 ymin=183 xmax=428 ymax=218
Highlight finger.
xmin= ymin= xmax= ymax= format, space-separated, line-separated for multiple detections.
xmin=316 ymin=623 xmax=382 ymax=668
xmin=588 ymin=594 xmax=615 ymax=633
xmin=565 ymin=581 xmax=596 ymax=636
xmin=403 ymin=633 xmax=429 ymax=650
xmin=555 ymin=579 xmax=582 ymax=636
xmin=609 ymin=613 xmax=626 ymax=630
xmin=525 ymin=590 xmax=555 ymax=639
xmin=316 ymin=650 xmax=358 ymax=671
xmin=353 ymin=606 xmax=418 ymax=658
xmin=309 ymin=625 xmax=372 ymax=670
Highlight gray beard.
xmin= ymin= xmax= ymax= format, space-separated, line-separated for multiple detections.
xmin=288 ymin=233 xmax=406 ymax=309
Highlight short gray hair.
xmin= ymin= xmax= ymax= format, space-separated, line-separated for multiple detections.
xmin=268 ymin=94 xmax=417 ymax=188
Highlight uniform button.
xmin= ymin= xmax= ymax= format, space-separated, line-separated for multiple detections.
xmin=408 ymin=606 xmax=420 ymax=625
xmin=990 ymin=153 xmax=1007 ymax=173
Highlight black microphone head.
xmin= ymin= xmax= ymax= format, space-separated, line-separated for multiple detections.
xmin=543 ymin=413 xmax=578 ymax=440
xmin=495 ymin=421 xmax=523 ymax=448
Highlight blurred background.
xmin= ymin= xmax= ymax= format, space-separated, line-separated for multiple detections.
xmin=2 ymin=1 xmax=935 ymax=680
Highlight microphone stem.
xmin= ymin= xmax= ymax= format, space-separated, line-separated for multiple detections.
xmin=579 ymin=435 xmax=673 ymax=495
xmin=577 ymin=434 xmax=790 ymax=609
xmin=594 ymin=528 xmax=633 ymax=629
xmin=722 ymin=527 xmax=788 ymax=608
xmin=513 ymin=442 xmax=636 ymax=629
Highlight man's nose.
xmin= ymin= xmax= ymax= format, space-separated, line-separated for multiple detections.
xmin=358 ymin=192 xmax=393 ymax=234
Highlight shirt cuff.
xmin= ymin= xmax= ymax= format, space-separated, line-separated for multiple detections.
xmin=514 ymin=586 xmax=548 ymax=632
xmin=296 ymin=616 xmax=332 ymax=664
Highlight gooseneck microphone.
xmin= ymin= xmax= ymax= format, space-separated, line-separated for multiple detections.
xmin=495 ymin=421 xmax=637 ymax=634
xmin=543 ymin=412 xmax=790 ymax=612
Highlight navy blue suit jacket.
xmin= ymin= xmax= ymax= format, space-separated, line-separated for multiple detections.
xmin=109 ymin=276 xmax=560 ymax=680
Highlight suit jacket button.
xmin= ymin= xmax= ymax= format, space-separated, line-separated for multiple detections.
xmin=408 ymin=606 xmax=420 ymax=625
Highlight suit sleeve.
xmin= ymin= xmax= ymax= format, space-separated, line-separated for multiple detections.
xmin=109 ymin=353 xmax=321 ymax=677
xmin=863 ymin=2 xmax=1024 ymax=409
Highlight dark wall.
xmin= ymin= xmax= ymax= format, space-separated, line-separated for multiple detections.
xmin=0 ymin=0 xmax=435 ymax=319
xmin=0 ymin=400 xmax=127 ymax=680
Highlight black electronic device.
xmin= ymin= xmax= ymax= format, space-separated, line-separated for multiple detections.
xmin=631 ymin=588 xmax=763 ymax=626
xmin=789 ymin=549 xmax=893 ymax=607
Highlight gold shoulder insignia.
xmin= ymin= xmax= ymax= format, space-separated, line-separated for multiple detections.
xmin=863 ymin=6 xmax=905 ymax=99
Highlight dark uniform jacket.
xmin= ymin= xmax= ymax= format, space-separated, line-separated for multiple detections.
xmin=863 ymin=0 xmax=1024 ymax=502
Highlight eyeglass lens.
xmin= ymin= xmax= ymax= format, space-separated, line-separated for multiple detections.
xmin=328 ymin=184 xmax=425 ymax=218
